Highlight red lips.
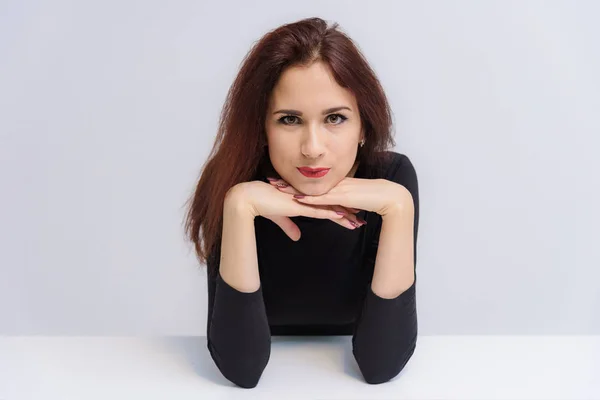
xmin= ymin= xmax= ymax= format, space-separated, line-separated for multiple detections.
xmin=297 ymin=167 xmax=330 ymax=178
xmin=298 ymin=167 xmax=330 ymax=172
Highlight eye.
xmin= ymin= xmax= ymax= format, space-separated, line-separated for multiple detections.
xmin=279 ymin=115 xmax=299 ymax=125
xmin=326 ymin=114 xmax=348 ymax=125
xmin=277 ymin=114 xmax=348 ymax=126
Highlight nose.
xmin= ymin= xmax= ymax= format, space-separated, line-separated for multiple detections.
xmin=301 ymin=124 xmax=325 ymax=159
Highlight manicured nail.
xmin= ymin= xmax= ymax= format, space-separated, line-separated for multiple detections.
xmin=336 ymin=211 xmax=346 ymax=215
xmin=294 ymin=195 xmax=305 ymax=199
xmin=267 ymin=177 xmax=278 ymax=182
xmin=349 ymin=220 xmax=360 ymax=228
xmin=276 ymin=183 xmax=288 ymax=188
xmin=357 ymin=218 xmax=367 ymax=225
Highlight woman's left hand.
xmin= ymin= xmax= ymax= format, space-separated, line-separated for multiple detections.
xmin=287 ymin=177 xmax=413 ymax=217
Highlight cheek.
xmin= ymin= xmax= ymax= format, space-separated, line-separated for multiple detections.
xmin=267 ymin=140 xmax=291 ymax=164
xmin=267 ymin=136 xmax=301 ymax=166
xmin=266 ymin=126 xmax=289 ymax=148
xmin=332 ymin=139 xmax=359 ymax=160
xmin=266 ymin=144 xmax=293 ymax=177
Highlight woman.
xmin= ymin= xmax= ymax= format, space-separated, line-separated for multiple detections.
xmin=184 ymin=17 xmax=420 ymax=388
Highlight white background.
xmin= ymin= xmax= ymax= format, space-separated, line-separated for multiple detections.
xmin=1 ymin=0 xmax=598 ymax=335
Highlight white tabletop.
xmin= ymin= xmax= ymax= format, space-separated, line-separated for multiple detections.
xmin=1 ymin=335 xmax=599 ymax=400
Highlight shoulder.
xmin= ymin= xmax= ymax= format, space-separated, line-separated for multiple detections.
xmin=376 ymin=151 xmax=419 ymax=206
xmin=376 ymin=151 xmax=417 ymax=182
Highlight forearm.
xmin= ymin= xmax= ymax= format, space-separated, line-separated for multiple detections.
xmin=206 ymin=188 xmax=271 ymax=388
xmin=371 ymin=207 xmax=415 ymax=298
xmin=351 ymin=158 xmax=420 ymax=384
xmin=219 ymin=189 xmax=261 ymax=292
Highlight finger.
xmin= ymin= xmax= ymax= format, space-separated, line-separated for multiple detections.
xmin=272 ymin=181 xmax=300 ymax=195
xmin=265 ymin=180 xmax=343 ymax=221
xmin=330 ymin=205 xmax=366 ymax=229
xmin=338 ymin=206 xmax=361 ymax=214
xmin=268 ymin=179 xmax=302 ymax=195
xmin=329 ymin=205 xmax=361 ymax=230
xmin=293 ymin=193 xmax=337 ymax=205
xmin=273 ymin=182 xmax=362 ymax=220
xmin=296 ymin=202 xmax=345 ymax=220
xmin=271 ymin=181 xmax=361 ymax=214
xmin=294 ymin=194 xmax=361 ymax=219
xmin=269 ymin=179 xmax=362 ymax=219
xmin=294 ymin=195 xmax=362 ymax=218
xmin=268 ymin=215 xmax=301 ymax=241
xmin=269 ymin=179 xmax=290 ymax=188
xmin=277 ymin=185 xmax=357 ymax=214
xmin=269 ymin=179 xmax=359 ymax=211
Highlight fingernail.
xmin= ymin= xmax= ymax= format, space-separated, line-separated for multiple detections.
xmin=357 ymin=218 xmax=367 ymax=225
xmin=349 ymin=220 xmax=360 ymax=228
xmin=276 ymin=183 xmax=288 ymax=188
xmin=336 ymin=211 xmax=346 ymax=215
xmin=267 ymin=177 xmax=278 ymax=182
xmin=294 ymin=195 xmax=305 ymax=199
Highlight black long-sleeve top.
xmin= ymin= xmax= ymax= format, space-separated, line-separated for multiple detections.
xmin=206 ymin=151 xmax=420 ymax=388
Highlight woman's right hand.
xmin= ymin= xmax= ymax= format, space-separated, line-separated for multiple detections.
xmin=226 ymin=181 xmax=355 ymax=241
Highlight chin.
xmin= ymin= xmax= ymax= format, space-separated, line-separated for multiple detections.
xmin=294 ymin=181 xmax=332 ymax=196
xmin=303 ymin=188 xmax=328 ymax=196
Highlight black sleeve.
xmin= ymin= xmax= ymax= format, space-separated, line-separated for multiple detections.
xmin=351 ymin=153 xmax=420 ymax=384
xmin=206 ymin=249 xmax=272 ymax=388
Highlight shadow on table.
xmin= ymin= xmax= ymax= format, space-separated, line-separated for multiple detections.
xmin=161 ymin=336 xmax=363 ymax=386
xmin=160 ymin=336 xmax=236 ymax=387
xmin=341 ymin=337 xmax=363 ymax=380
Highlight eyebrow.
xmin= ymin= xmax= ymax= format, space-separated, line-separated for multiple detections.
xmin=272 ymin=106 xmax=352 ymax=116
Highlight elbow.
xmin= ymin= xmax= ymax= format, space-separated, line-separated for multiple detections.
xmin=207 ymin=338 xmax=271 ymax=388
xmin=354 ymin=339 xmax=417 ymax=385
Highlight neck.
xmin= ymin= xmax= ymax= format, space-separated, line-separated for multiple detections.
xmin=347 ymin=159 xmax=360 ymax=178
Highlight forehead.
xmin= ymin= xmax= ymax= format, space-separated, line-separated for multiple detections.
xmin=270 ymin=61 xmax=357 ymax=109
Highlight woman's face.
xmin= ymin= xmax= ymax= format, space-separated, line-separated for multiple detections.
xmin=265 ymin=60 xmax=364 ymax=195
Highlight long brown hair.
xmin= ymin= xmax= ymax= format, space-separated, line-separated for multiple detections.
xmin=183 ymin=17 xmax=396 ymax=276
